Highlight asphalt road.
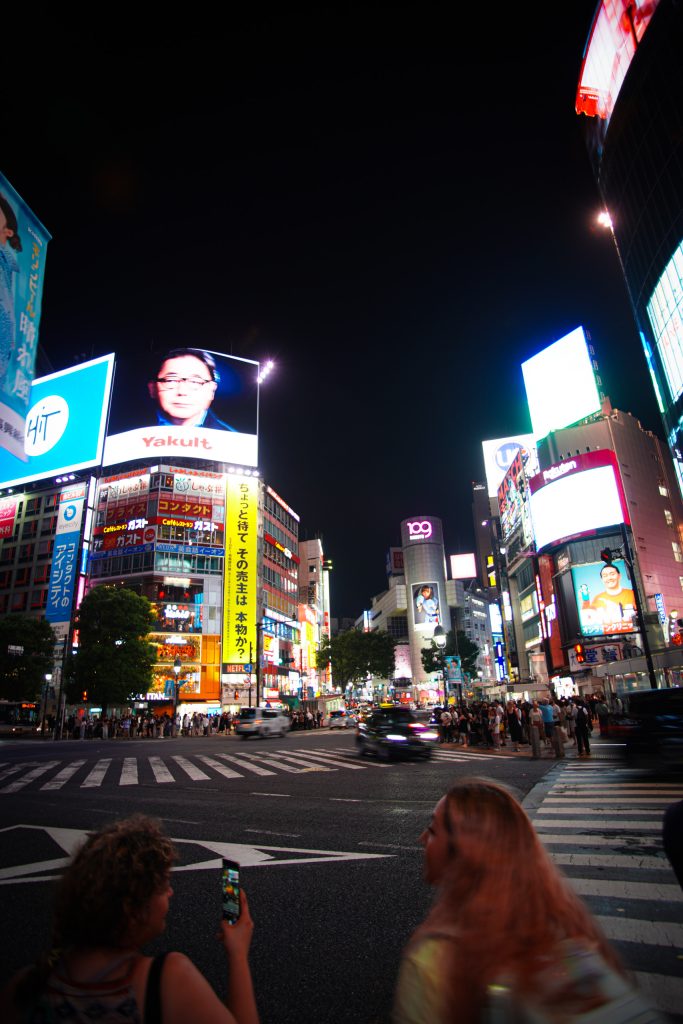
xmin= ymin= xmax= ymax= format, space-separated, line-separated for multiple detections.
xmin=1 ymin=730 xmax=680 ymax=1023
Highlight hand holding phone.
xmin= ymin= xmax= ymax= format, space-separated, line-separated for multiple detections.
xmin=221 ymin=859 xmax=241 ymax=925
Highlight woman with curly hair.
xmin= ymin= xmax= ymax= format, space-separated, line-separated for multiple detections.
xmin=2 ymin=815 xmax=259 ymax=1024
xmin=393 ymin=779 xmax=661 ymax=1024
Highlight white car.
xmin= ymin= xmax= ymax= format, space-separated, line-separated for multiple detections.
xmin=328 ymin=710 xmax=357 ymax=729
xmin=235 ymin=708 xmax=291 ymax=738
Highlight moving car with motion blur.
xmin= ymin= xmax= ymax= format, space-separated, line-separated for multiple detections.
xmin=356 ymin=706 xmax=438 ymax=760
xmin=328 ymin=709 xmax=358 ymax=729
xmin=623 ymin=687 xmax=683 ymax=771
xmin=235 ymin=707 xmax=291 ymax=739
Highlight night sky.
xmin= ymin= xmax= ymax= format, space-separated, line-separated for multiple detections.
xmin=5 ymin=6 xmax=664 ymax=617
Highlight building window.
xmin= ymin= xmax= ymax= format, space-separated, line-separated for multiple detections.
xmin=673 ymin=541 xmax=683 ymax=563
xmin=11 ymin=591 xmax=27 ymax=612
xmin=30 ymin=589 xmax=48 ymax=609
xmin=665 ymin=509 xmax=674 ymax=526
xmin=659 ymin=482 xmax=668 ymax=497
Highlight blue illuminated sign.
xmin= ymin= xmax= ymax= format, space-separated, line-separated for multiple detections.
xmin=46 ymin=530 xmax=79 ymax=623
xmin=0 ymin=354 xmax=114 ymax=489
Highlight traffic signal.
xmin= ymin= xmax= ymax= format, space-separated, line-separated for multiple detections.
xmin=600 ymin=548 xmax=613 ymax=565
xmin=574 ymin=643 xmax=586 ymax=664
xmin=82 ymin=690 xmax=88 ymax=702
xmin=234 ymin=690 xmax=240 ymax=700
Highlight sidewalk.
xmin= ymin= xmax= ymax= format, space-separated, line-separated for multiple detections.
xmin=437 ymin=733 xmax=624 ymax=761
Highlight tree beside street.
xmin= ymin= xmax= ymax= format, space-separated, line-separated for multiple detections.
xmin=421 ymin=629 xmax=479 ymax=680
xmin=0 ymin=615 xmax=56 ymax=700
xmin=66 ymin=586 xmax=156 ymax=711
xmin=316 ymin=629 xmax=396 ymax=695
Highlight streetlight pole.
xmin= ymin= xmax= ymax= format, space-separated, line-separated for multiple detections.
xmin=433 ymin=626 xmax=447 ymax=704
xmin=173 ymin=656 xmax=182 ymax=736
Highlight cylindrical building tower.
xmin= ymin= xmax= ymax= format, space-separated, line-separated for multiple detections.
xmin=400 ymin=516 xmax=451 ymax=686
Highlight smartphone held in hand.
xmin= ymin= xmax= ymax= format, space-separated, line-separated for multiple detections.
xmin=221 ymin=858 xmax=241 ymax=924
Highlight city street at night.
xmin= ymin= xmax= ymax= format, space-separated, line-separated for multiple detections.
xmin=1 ymin=732 xmax=681 ymax=1024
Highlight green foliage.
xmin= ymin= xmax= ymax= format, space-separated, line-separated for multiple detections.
xmin=316 ymin=629 xmax=396 ymax=690
xmin=67 ymin=586 xmax=156 ymax=711
xmin=421 ymin=629 xmax=479 ymax=677
xmin=0 ymin=615 xmax=56 ymax=700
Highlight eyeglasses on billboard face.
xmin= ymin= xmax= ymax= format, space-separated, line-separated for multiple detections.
xmin=155 ymin=376 xmax=213 ymax=390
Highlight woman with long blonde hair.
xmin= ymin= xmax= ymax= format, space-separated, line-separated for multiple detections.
xmin=393 ymin=779 xmax=661 ymax=1024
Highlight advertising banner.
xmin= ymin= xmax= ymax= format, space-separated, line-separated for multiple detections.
xmin=412 ymin=581 xmax=442 ymax=631
xmin=103 ymin=349 xmax=259 ymax=469
xmin=0 ymin=355 xmax=114 ymax=488
xmin=497 ymin=448 xmax=534 ymax=544
xmin=481 ymin=435 xmax=537 ymax=498
xmin=0 ymin=497 xmax=17 ymax=539
xmin=46 ymin=488 xmax=86 ymax=624
xmin=0 ymin=173 xmax=51 ymax=459
xmin=521 ymin=326 xmax=601 ymax=441
xmin=222 ymin=475 xmax=258 ymax=664
xmin=571 ymin=558 xmax=638 ymax=637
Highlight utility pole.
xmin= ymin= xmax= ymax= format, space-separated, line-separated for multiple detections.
xmin=255 ymin=622 xmax=262 ymax=708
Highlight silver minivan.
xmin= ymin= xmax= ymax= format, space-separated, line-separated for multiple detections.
xmin=235 ymin=707 xmax=291 ymax=739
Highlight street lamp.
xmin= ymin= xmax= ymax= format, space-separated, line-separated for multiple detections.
xmin=173 ymin=657 xmax=182 ymax=736
xmin=433 ymin=626 xmax=447 ymax=703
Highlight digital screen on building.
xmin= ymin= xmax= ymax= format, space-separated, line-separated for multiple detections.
xmin=521 ymin=326 xmax=601 ymax=441
xmin=412 ymin=582 xmax=442 ymax=632
xmin=576 ymin=1 xmax=661 ymax=122
xmin=571 ymin=558 xmax=637 ymax=637
xmin=103 ymin=348 xmax=259 ymax=469
xmin=497 ymin=449 xmax=534 ymax=545
xmin=450 ymin=553 xmax=477 ymax=579
xmin=647 ymin=241 xmax=683 ymax=404
xmin=0 ymin=355 xmax=114 ymax=489
xmin=481 ymin=434 xmax=537 ymax=498
xmin=528 ymin=450 xmax=628 ymax=552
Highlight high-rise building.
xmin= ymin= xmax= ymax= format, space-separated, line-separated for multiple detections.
xmin=577 ymin=0 xmax=683 ymax=489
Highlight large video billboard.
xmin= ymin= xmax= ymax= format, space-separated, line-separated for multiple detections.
xmin=0 ymin=355 xmax=114 ymax=489
xmin=103 ymin=348 xmax=259 ymax=469
xmin=528 ymin=450 xmax=628 ymax=552
xmin=222 ymin=474 xmax=258 ymax=665
xmin=521 ymin=326 xmax=601 ymax=441
xmin=571 ymin=558 xmax=637 ymax=637
xmin=0 ymin=173 xmax=52 ymax=459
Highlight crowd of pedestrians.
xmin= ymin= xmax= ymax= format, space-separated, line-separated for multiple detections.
xmin=62 ymin=705 xmax=330 ymax=740
xmin=433 ymin=694 xmax=605 ymax=759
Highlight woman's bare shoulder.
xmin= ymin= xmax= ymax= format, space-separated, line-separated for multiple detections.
xmin=160 ymin=952 xmax=236 ymax=1024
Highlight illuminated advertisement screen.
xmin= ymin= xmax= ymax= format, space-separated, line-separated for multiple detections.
xmin=103 ymin=348 xmax=259 ymax=469
xmin=576 ymin=1 xmax=661 ymax=122
xmin=481 ymin=434 xmax=537 ymax=498
xmin=412 ymin=581 xmax=442 ymax=632
xmin=521 ymin=326 xmax=601 ymax=441
xmin=450 ymin=553 xmax=477 ymax=579
xmin=222 ymin=475 xmax=258 ymax=664
xmin=497 ymin=448 xmax=533 ymax=545
xmin=528 ymin=450 xmax=628 ymax=552
xmin=0 ymin=355 xmax=114 ymax=489
xmin=0 ymin=172 xmax=51 ymax=459
xmin=571 ymin=559 xmax=637 ymax=637
xmin=647 ymin=240 xmax=683 ymax=403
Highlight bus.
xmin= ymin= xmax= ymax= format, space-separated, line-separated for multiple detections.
xmin=0 ymin=701 xmax=40 ymax=736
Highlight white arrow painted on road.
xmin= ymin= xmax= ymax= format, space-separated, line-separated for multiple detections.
xmin=0 ymin=825 xmax=392 ymax=884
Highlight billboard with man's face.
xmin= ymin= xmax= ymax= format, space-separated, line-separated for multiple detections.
xmin=571 ymin=558 xmax=637 ymax=637
xmin=103 ymin=348 xmax=259 ymax=469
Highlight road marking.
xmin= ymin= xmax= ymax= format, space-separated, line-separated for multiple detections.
xmin=119 ymin=757 xmax=138 ymax=786
xmin=213 ymin=753 xmax=276 ymax=776
xmin=544 ymin=797 xmax=677 ymax=805
xmin=253 ymin=752 xmax=335 ymax=772
xmin=238 ymin=754 xmax=306 ymax=773
xmin=243 ymin=829 xmax=301 ymax=837
xmin=81 ymin=759 xmax=112 ymax=788
xmin=0 ymin=763 xmax=35 ymax=782
xmin=0 ymin=825 xmax=392 ymax=884
xmin=330 ymin=798 xmax=363 ymax=802
xmin=539 ymin=833 xmax=660 ymax=847
xmin=41 ymin=760 xmax=86 ymax=791
xmin=596 ymin=915 xmax=683 ymax=946
xmin=533 ymin=818 xmax=661 ymax=830
xmin=149 ymin=756 xmax=175 ymax=783
xmin=535 ymin=808 xmax=664 ymax=817
xmin=357 ymin=842 xmax=422 ymax=851
xmin=196 ymin=755 xmax=242 ymax=779
xmin=302 ymin=749 xmax=389 ymax=769
xmin=567 ymin=877 xmax=683 ymax=901
xmin=549 ymin=851 xmax=670 ymax=869
xmin=172 ymin=755 xmax=210 ymax=781
xmin=252 ymin=791 xmax=291 ymax=797
xmin=633 ymin=973 xmax=683 ymax=1016
xmin=2 ymin=761 xmax=60 ymax=794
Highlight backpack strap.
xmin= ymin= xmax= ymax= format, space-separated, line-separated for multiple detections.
xmin=144 ymin=952 xmax=168 ymax=1024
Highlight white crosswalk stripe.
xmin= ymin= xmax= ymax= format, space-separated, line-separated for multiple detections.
xmin=1 ymin=761 xmax=59 ymax=794
xmin=119 ymin=757 xmax=138 ymax=786
xmin=172 ymin=755 xmax=210 ymax=781
xmin=149 ymin=756 xmax=174 ymax=783
xmin=41 ymin=760 xmax=86 ymax=791
xmin=81 ymin=759 xmax=111 ymax=788
xmin=529 ymin=761 xmax=683 ymax=1018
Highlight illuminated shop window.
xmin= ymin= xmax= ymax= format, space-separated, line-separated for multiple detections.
xmin=647 ymin=241 xmax=683 ymax=402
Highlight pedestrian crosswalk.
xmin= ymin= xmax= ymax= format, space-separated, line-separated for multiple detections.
xmin=528 ymin=761 xmax=683 ymax=1019
xmin=0 ymin=742 xmax=513 ymax=793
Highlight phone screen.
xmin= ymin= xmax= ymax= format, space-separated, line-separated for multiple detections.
xmin=221 ymin=859 xmax=240 ymax=924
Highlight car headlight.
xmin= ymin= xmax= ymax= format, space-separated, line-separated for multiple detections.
xmin=386 ymin=734 xmax=407 ymax=741
xmin=421 ymin=731 xmax=438 ymax=740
